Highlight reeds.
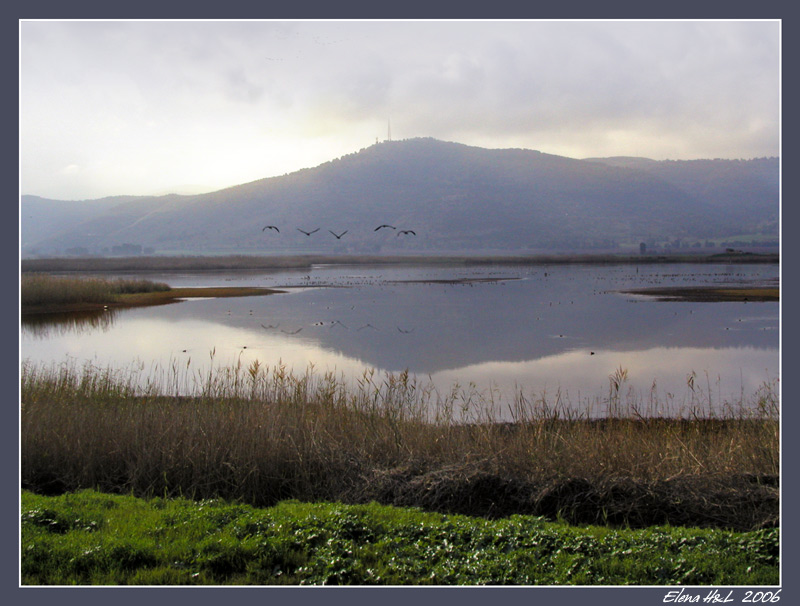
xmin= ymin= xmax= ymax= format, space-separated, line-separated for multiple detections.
xmin=21 ymin=274 xmax=170 ymax=309
xmin=20 ymin=358 xmax=779 ymax=529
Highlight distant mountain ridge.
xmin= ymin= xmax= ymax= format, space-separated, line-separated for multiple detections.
xmin=21 ymin=138 xmax=779 ymax=256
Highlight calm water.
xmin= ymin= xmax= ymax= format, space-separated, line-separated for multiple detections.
xmin=21 ymin=262 xmax=779 ymax=418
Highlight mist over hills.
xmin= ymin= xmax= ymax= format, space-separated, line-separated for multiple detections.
xmin=21 ymin=138 xmax=779 ymax=257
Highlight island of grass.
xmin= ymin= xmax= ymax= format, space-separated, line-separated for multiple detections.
xmin=623 ymin=285 xmax=779 ymax=302
xmin=21 ymin=273 xmax=284 ymax=315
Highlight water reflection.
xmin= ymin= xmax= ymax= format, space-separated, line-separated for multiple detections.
xmin=20 ymin=262 xmax=779 ymax=416
xmin=21 ymin=309 xmax=118 ymax=339
xmin=431 ymin=346 xmax=777 ymax=418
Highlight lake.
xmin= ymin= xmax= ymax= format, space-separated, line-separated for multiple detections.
xmin=21 ymin=261 xmax=779 ymax=419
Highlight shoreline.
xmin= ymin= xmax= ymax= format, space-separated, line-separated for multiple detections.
xmin=20 ymin=251 xmax=779 ymax=274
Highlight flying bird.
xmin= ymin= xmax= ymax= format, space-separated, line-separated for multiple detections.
xmin=260 ymin=323 xmax=280 ymax=330
xmin=397 ymin=230 xmax=416 ymax=236
xmin=329 ymin=230 xmax=348 ymax=239
xmin=374 ymin=224 xmax=396 ymax=231
xmin=262 ymin=225 xmax=280 ymax=232
xmin=297 ymin=228 xmax=320 ymax=236
xmin=281 ymin=327 xmax=303 ymax=334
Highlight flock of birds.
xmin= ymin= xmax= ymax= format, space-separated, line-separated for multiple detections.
xmin=262 ymin=224 xmax=416 ymax=238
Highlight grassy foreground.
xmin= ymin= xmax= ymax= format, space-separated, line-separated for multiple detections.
xmin=21 ymin=489 xmax=778 ymax=585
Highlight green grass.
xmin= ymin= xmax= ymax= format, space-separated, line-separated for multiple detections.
xmin=21 ymin=489 xmax=779 ymax=586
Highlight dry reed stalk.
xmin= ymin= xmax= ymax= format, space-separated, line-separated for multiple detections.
xmin=20 ymin=361 xmax=779 ymax=528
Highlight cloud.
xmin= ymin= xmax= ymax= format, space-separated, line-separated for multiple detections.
xmin=20 ymin=20 xmax=780 ymax=200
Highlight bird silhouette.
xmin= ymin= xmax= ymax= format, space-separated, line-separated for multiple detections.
xmin=374 ymin=224 xmax=396 ymax=231
xmin=397 ymin=230 xmax=416 ymax=236
xmin=329 ymin=230 xmax=348 ymax=239
xmin=281 ymin=327 xmax=303 ymax=334
xmin=297 ymin=228 xmax=320 ymax=236
xmin=262 ymin=225 xmax=280 ymax=232
xmin=260 ymin=323 xmax=279 ymax=330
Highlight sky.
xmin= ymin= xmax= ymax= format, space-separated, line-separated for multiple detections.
xmin=20 ymin=20 xmax=780 ymax=201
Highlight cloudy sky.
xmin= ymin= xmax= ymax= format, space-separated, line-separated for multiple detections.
xmin=20 ymin=20 xmax=780 ymax=201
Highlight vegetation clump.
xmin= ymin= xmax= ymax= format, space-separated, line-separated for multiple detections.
xmin=21 ymin=273 xmax=281 ymax=314
xmin=21 ymin=274 xmax=171 ymax=312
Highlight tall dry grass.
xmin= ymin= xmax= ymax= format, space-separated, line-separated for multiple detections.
xmin=21 ymin=357 xmax=779 ymax=521
xmin=21 ymin=274 xmax=170 ymax=309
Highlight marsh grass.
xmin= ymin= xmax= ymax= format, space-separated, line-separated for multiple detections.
xmin=20 ymin=359 xmax=779 ymax=530
xmin=21 ymin=274 xmax=281 ymax=315
xmin=21 ymin=274 xmax=170 ymax=309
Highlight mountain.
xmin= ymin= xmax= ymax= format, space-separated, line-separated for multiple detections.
xmin=583 ymin=155 xmax=778 ymax=228
xmin=21 ymin=138 xmax=779 ymax=257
